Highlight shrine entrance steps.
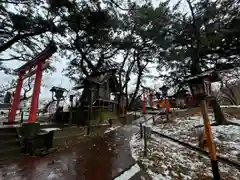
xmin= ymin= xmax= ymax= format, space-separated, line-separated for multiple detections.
xmin=0 ymin=126 xmax=22 ymax=161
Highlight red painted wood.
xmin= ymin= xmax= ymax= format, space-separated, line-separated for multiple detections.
xmin=167 ymin=103 xmax=171 ymax=112
xmin=8 ymin=71 xmax=25 ymax=122
xmin=28 ymin=62 xmax=44 ymax=123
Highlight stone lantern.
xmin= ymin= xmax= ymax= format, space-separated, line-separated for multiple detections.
xmin=155 ymin=92 xmax=161 ymax=100
xmin=184 ymin=70 xmax=221 ymax=179
xmin=184 ymin=70 xmax=220 ymax=101
xmin=159 ymin=85 xmax=169 ymax=98
xmin=50 ymin=86 xmax=67 ymax=109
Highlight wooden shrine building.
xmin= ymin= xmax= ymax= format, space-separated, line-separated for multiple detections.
xmin=72 ymin=68 xmax=124 ymax=125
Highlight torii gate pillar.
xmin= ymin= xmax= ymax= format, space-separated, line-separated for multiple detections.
xmin=8 ymin=71 xmax=25 ymax=122
xmin=28 ymin=62 xmax=44 ymax=123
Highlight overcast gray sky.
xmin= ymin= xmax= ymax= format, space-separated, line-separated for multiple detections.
xmin=0 ymin=0 xmax=188 ymax=103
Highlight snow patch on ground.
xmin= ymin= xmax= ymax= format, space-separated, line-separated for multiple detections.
xmin=227 ymin=116 xmax=240 ymax=125
xmin=47 ymin=172 xmax=60 ymax=179
xmin=41 ymin=128 xmax=61 ymax=132
xmin=220 ymin=105 xmax=240 ymax=108
xmin=152 ymin=114 xmax=240 ymax=162
xmin=130 ymin=133 xmax=144 ymax=160
xmin=147 ymin=169 xmax=172 ymax=180
xmin=114 ymin=163 xmax=140 ymax=180
xmin=104 ymin=126 xmax=121 ymax=134
xmin=130 ymin=131 xmax=240 ymax=180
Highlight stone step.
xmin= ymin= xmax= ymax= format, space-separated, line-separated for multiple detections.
xmin=0 ymin=135 xmax=21 ymax=152
xmin=0 ymin=138 xmax=20 ymax=146
xmin=0 ymin=126 xmax=21 ymax=158
xmin=0 ymin=133 xmax=18 ymax=142
xmin=0 ymin=131 xmax=17 ymax=135
xmin=0 ymin=146 xmax=22 ymax=159
xmin=0 ymin=127 xmax=18 ymax=133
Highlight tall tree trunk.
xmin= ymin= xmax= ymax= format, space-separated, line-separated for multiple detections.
xmin=128 ymin=59 xmax=148 ymax=109
xmin=125 ymin=82 xmax=128 ymax=112
xmin=128 ymin=72 xmax=142 ymax=109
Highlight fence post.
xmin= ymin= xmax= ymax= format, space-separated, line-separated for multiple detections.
xmin=20 ymin=110 xmax=24 ymax=123
xmin=152 ymin=115 xmax=155 ymax=125
xmin=140 ymin=123 xmax=143 ymax=139
xmin=143 ymin=126 xmax=147 ymax=156
xmin=87 ymin=126 xmax=90 ymax=135
xmin=109 ymin=118 xmax=112 ymax=127
xmin=166 ymin=108 xmax=169 ymax=121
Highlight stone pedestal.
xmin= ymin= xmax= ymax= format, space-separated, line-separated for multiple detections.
xmin=21 ymin=122 xmax=40 ymax=155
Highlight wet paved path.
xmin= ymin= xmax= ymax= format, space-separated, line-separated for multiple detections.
xmin=0 ymin=124 xmax=150 ymax=180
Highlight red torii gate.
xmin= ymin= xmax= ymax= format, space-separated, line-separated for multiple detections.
xmin=141 ymin=85 xmax=171 ymax=113
xmin=141 ymin=86 xmax=155 ymax=114
xmin=8 ymin=42 xmax=57 ymax=124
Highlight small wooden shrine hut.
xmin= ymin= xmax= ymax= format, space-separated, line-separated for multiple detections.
xmin=73 ymin=68 xmax=124 ymax=125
